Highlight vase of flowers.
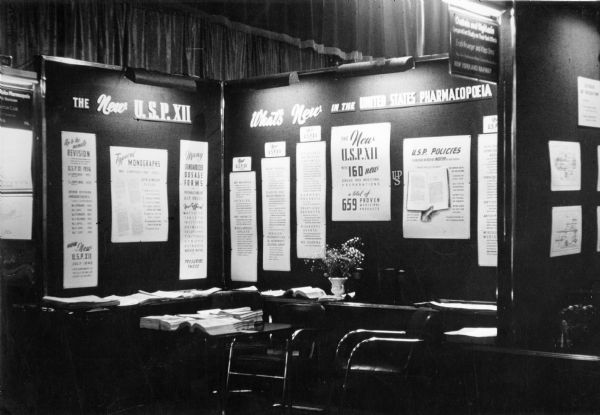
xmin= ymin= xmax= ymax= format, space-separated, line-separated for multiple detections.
xmin=305 ymin=237 xmax=364 ymax=297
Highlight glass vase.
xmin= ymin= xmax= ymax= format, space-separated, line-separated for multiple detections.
xmin=328 ymin=277 xmax=348 ymax=298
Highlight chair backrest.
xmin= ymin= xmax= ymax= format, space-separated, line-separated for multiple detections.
xmin=209 ymin=290 xmax=263 ymax=310
xmin=273 ymin=302 xmax=326 ymax=328
xmin=405 ymin=309 xmax=442 ymax=343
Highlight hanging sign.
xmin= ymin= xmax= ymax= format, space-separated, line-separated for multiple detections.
xmin=449 ymin=7 xmax=499 ymax=83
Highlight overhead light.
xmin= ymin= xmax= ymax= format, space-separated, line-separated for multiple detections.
xmin=443 ymin=0 xmax=505 ymax=19
xmin=125 ymin=67 xmax=198 ymax=91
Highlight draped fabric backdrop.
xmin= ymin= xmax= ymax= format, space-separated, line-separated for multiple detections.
xmin=0 ymin=0 xmax=449 ymax=80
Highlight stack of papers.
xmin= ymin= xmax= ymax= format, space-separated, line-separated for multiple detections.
xmin=42 ymin=295 xmax=120 ymax=310
xmin=140 ymin=306 xmax=263 ymax=335
xmin=416 ymin=300 xmax=497 ymax=312
xmin=188 ymin=316 xmax=244 ymax=335
xmin=444 ymin=327 xmax=497 ymax=344
xmin=217 ymin=307 xmax=263 ymax=329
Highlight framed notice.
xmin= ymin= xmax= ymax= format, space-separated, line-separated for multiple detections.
xmin=449 ymin=7 xmax=499 ymax=83
xmin=331 ymin=122 xmax=391 ymax=221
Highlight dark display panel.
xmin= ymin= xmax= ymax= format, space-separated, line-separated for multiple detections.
xmin=224 ymin=59 xmax=497 ymax=301
xmin=42 ymin=58 xmax=222 ymax=297
xmin=510 ymin=4 xmax=600 ymax=347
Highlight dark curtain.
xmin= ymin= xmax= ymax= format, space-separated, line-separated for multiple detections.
xmin=0 ymin=0 xmax=449 ymax=80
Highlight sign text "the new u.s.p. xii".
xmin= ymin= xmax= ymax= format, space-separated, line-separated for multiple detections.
xmin=71 ymin=94 xmax=192 ymax=124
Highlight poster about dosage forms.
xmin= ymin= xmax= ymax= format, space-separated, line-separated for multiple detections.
xmin=331 ymin=122 xmax=391 ymax=221
xmin=179 ymin=140 xmax=208 ymax=280
xmin=403 ymin=135 xmax=471 ymax=239
xmin=62 ymin=131 xmax=98 ymax=288
xmin=110 ymin=146 xmax=169 ymax=243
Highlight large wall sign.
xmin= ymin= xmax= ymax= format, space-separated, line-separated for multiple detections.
xmin=331 ymin=122 xmax=391 ymax=221
xmin=42 ymin=57 xmax=222 ymax=296
xmin=110 ymin=146 xmax=169 ymax=243
xmin=403 ymin=135 xmax=471 ymax=239
xmin=449 ymin=7 xmax=499 ymax=83
xmin=179 ymin=140 xmax=208 ymax=280
xmin=62 ymin=131 xmax=98 ymax=288
xmin=224 ymin=58 xmax=497 ymax=299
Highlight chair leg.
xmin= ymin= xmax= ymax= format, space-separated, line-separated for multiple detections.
xmin=223 ymin=339 xmax=236 ymax=414
xmin=338 ymin=366 xmax=352 ymax=415
xmin=281 ymin=346 xmax=291 ymax=412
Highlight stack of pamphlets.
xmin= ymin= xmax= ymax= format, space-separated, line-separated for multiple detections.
xmin=139 ymin=306 xmax=263 ymax=335
xmin=42 ymin=295 xmax=120 ymax=310
xmin=217 ymin=307 xmax=263 ymax=329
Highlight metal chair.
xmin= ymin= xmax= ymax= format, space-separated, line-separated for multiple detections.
xmin=224 ymin=302 xmax=327 ymax=411
xmin=333 ymin=309 xmax=442 ymax=414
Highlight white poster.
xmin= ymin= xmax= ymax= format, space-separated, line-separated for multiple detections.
xmin=548 ymin=141 xmax=580 ymax=191
xmin=230 ymin=171 xmax=258 ymax=282
xmin=578 ymin=76 xmax=600 ymax=129
xmin=0 ymin=127 xmax=33 ymax=192
xmin=61 ymin=131 xmax=98 ymax=288
xmin=179 ymin=140 xmax=208 ymax=280
xmin=597 ymin=207 xmax=600 ymax=252
xmin=550 ymin=205 xmax=582 ymax=257
xmin=597 ymin=147 xmax=600 ymax=192
xmin=0 ymin=194 xmax=32 ymax=240
xmin=296 ymin=142 xmax=326 ymax=259
xmin=477 ymin=134 xmax=497 ymax=267
xmin=331 ymin=122 xmax=391 ymax=221
xmin=403 ymin=135 xmax=471 ymax=239
xmin=261 ymin=157 xmax=291 ymax=271
xmin=110 ymin=146 xmax=169 ymax=243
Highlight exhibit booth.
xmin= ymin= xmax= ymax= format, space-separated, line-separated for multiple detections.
xmin=1 ymin=1 xmax=599 ymax=413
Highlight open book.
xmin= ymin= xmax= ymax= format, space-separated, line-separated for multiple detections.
xmin=406 ymin=168 xmax=450 ymax=212
xmin=285 ymin=286 xmax=327 ymax=300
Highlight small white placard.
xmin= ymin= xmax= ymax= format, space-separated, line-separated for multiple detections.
xmin=265 ymin=141 xmax=286 ymax=158
xmin=233 ymin=157 xmax=252 ymax=172
xmin=548 ymin=141 xmax=580 ymax=191
xmin=578 ymin=76 xmax=600 ymax=129
xmin=483 ymin=115 xmax=498 ymax=133
xmin=299 ymin=126 xmax=322 ymax=142
xmin=550 ymin=205 xmax=581 ymax=257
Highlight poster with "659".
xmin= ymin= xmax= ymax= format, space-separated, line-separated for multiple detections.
xmin=331 ymin=123 xmax=391 ymax=221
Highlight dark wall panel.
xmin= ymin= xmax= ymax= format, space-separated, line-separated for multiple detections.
xmin=43 ymin=59 xmax=222 ymax=297
xmin=514 ymin=4 xmax=600 ymax=346
xmin=224 ymin=59 xmax=497 ymax=301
